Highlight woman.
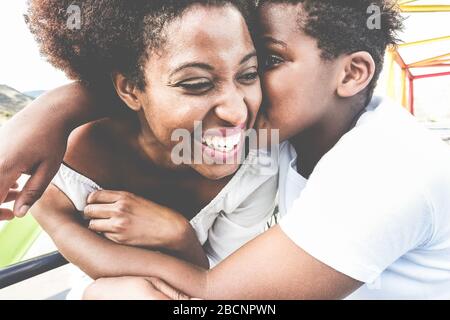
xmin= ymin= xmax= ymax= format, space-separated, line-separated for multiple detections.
xmin=1 ymin=0 xmax=283 ymax=296
xmin=3 ymin=0 xmax=450 ymax=299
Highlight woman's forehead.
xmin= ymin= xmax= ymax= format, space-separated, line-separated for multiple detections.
xmin=151 ymin=5 xmax=255 ymax=71
xmin=166 ymin=5 xmax=251 ymax=46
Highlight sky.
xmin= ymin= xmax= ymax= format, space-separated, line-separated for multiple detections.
xmin=0 ymin=0 xmax=69 ymax=92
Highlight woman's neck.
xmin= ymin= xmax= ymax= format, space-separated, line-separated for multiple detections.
xmin=290 ymin=100 xmax=366 ymax=179
xmin=131 ymin=112 xmax=172 ymax=169
xmin=130 ymin=111 xmax=201 ymax=181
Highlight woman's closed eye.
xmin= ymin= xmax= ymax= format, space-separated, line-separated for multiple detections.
xmin=176 ymin=78 xmax=214 ymax=94
xmin=237 ymin=67 xmax=259 ymax=84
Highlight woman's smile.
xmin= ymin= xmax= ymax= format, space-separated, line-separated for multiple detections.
xmin=196 ymin=123 xmax=246 ymax=163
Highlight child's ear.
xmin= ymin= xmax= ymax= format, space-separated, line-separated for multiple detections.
xmin=336 ymin=52 xmax=376 ymax=98
xmin=111 ymin=72 xmax=142 ymax=112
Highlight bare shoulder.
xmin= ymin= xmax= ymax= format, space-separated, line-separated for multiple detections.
xmin=64 ymin=118 xmax=128 ymax=188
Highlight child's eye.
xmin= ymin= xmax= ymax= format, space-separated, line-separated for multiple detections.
xmin=177 ymin=79 xmax=213 ymax=94
xmin=264 ymin=54 xmax=284 ymax=69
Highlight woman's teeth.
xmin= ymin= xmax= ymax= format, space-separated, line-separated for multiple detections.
xmin=202 ymin=133 xmax=241 ymax=152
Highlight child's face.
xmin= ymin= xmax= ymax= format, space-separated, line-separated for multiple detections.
xmin=258 ymin=2 xmax=343 ymax=141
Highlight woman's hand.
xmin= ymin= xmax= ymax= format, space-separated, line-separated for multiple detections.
xmin=84 ymin=190 xmax=192 ymax=251
xmin=84 ymin=190 xmax=209 ymax=268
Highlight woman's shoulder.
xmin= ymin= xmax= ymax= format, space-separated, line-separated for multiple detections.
xmin=64 ymin=119 xmax=126 ymax=188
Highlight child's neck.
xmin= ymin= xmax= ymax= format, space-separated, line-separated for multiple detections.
xmin=290 ymin=100 xmax=367 ymax=179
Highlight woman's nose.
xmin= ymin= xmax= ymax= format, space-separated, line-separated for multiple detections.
xmin=214 ymin=88 xmax=248 ymax=126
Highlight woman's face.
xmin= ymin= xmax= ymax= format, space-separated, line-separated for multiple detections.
xmin=136 ymin=4 xmax=261 ymax=180
xmin=258 ymin=2 xmax=342 ymax=141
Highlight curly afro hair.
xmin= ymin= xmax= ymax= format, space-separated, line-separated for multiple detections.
xmin=258 ymin=0 xmax=403 ymax=103
xmin=26 ymin=0 xmax=257 ymax=90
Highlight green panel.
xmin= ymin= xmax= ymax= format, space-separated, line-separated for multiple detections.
xmin=0 ymin=215 xmax=41 ymax=268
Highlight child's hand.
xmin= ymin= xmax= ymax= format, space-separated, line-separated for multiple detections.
xmin=0 ymin=183 xmax=20 ymax=220
xmin=0 ymin=98 xmax=68 ymax=219
xmin=83 ymin=276 xmax=191 ymax=300
xmin=84 ymin=191 xmax=192 ymax=251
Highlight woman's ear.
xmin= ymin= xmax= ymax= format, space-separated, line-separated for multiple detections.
xmin=111 ymin=72 xmax=142 ymax=112
xmin=336 ymin=51 xmax=376 ymax=98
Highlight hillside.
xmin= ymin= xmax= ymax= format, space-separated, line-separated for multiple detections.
xmin=0 ymin=85 xmax=34 ymax=124
xmin=24 ymin=90 xmax=45 ymax=99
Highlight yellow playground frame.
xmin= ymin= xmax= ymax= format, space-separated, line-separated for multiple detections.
xmin=386 ymin=0 xmax=450 ymax=114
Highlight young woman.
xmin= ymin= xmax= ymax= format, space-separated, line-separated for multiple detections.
xmin=1 ymin=0 xmax=284 ymax=298
xmin=2 ymin=0 xmax=450 ymax=299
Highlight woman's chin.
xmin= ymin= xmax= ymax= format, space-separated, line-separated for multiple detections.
xmin=193 ymin=163 xmax=240 ymax=181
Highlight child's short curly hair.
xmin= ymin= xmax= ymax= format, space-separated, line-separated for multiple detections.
xmin=26 ymin=0 xmax=257 ymax=90
xmin=258 ymin=0 xmax=403 ymax=102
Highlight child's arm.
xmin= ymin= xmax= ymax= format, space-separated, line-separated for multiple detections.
xmin=0 ymin=82 xmax=120 ymax=218
xmin=33 ymin=184 xmax=361 ymax=300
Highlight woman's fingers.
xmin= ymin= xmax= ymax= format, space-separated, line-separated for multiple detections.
xmin=103 ymin=232 xmax=126 ymax=244
xmin=4 ymin=190 xmax=20 ymax=203
xmin=87 ymin=190 xmax=130 ymax=204
xmin=84 ymin=203 xmax=116 ymax=219
xmin=88 ymin=219 xmax=115 ymax=233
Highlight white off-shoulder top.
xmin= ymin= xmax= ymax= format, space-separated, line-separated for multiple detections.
xmin=51 ymin=148 xmax=280 ymax=267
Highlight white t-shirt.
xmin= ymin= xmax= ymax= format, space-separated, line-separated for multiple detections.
xmin=279 ymin=96 xmax=450 ymax=299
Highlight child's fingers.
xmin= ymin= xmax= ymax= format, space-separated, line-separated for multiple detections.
xmin=0 ymin=168 xmax=20 ymax=204
xmin=0 ymin=208 xmax=15 ymax=221
xmin=146 ymin=277 xmax=191 ymax=300
xmin=13 ymin=162 xmax=58 ymax=217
